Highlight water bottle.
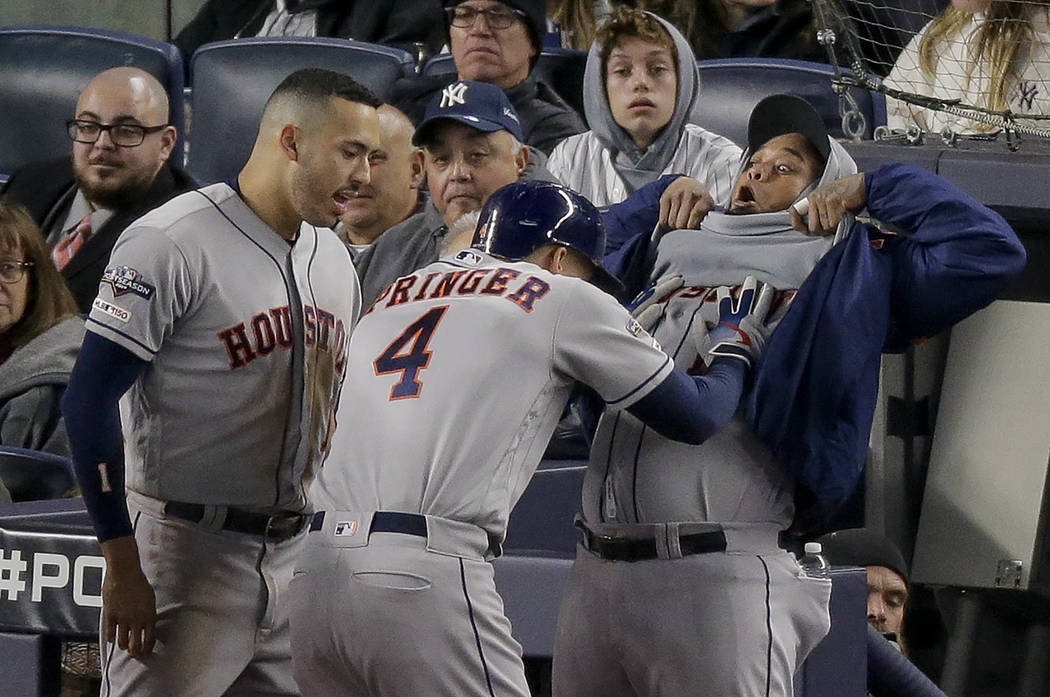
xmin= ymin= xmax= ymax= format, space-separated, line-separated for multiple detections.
xmin=800 ymin=541 xmax=830 ymax=580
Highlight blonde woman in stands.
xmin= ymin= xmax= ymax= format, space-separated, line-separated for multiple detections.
xmin=548 ymin=0 xmax=610 ymax=50
xmin=0 ymin=201 xmax=83 ymax=457
xmin=885 ymin=0 xmax=1050 ymax=134
xmin=548 ymin=7 xmax=740 ymax=208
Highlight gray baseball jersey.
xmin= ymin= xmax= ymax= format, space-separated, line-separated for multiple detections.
xmin=585 ymin=223 xmax=836 ymax=527
xmin=88 ymin=183 xmax=359 ymax=510
xmin=88 ymin=183 xmax=359 ymax=697
xmin=312 ymin=249 xmax=671 ymax=540
xmin=294 ymin=249 xmax=673 ymax=697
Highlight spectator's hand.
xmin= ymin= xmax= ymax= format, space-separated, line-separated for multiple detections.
xmin=101 ymin=536 xmax=157 ymax=658
xmin=791 ymin=172 xmax=867 ymax=236
xmin=659 ymin=177 xmax=715 ymax=230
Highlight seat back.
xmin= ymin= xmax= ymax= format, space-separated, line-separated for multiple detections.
xmin=423 ymin=48 xmax=589 ymax=123
xmin=188 ymin=38 xmax=416 ymax=185
xmin=0 ymin=447 xmax=76 ymax=502
xmin=692 ymin=58 xmax=886 ymax=147
xmin=0 ymin=26 xmax=185 ymax=179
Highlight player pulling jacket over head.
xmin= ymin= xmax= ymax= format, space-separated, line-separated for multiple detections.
xmin=290 ymin=179 xmax=777 ymax=697
xmin=552 ymin=94 xmax=1026 ymax=697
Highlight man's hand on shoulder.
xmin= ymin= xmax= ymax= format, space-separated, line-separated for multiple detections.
xmin=659 ymin=176 xmax=715 ymax=231
xmin=101 ymin=535 xmax=157 ymax=658
xmin=791 ymin=172 xmax=867 ymax=236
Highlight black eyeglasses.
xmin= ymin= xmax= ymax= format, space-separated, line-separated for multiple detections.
xmin=446 ymin=5 xmax=526 ymax=30
xmin=66 ymin=119 xmax=169 ymax=147
xmin=0 ymin=261 xmax=32 ymax=284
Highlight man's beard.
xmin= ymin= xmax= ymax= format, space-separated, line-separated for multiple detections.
xmin=76 ymin=167 xmax=157 ymax=210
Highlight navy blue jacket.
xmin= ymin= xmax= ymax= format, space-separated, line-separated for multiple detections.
xmin=604 ymin=163 xmax=1027 ymax=528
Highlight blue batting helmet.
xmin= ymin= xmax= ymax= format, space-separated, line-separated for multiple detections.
xmin=472 ymin=181 xmax=623 ymax=294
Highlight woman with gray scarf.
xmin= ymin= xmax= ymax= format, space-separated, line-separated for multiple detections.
xmin=547 ymin=7 xmax=741 ymax=207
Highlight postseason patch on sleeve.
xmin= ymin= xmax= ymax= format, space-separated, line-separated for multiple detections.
xmin=101 ymin=265 xmax=156 ymax=300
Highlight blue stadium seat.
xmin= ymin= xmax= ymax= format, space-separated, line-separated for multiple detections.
xmin=0 ymin=447 xmax=76 ymax=502
xmin=421 ymin=53 xmax=455 ymax=75
xmin=423 ymin=48 xmax=589 ymax=123
xmin=692 ymin=58 xmax=886 ymax=147
xmin=187 ymin=38 xmax=416 ymax=185
xmin=503 ymin=459 xmax=586 ymax=555
xmin=0 ymin=26 xmax=185 ymax=180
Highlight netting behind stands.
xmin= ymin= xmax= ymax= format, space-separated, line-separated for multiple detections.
xmin=813 ymin=0 xmax=1050 ymax=146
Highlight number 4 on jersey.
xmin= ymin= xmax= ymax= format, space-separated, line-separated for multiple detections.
xmin=373 ymin=306 xmax=448 ymax=400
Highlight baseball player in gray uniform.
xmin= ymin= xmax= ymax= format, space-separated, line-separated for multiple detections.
xmin=289 ymin=180 xmax=777 ymax=697
xmin=551 ymin=96 xmax=859 ymax=697
xmin=61 ymin=69 xmax=381 ymax=695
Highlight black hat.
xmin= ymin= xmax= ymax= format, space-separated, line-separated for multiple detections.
xmin=747 ymin=94 xmax=831 ymax=162
xmin=817 ymin=528 xmax=910 ymax=585
xmin=445 ymin=0 xmax=546 ymax=64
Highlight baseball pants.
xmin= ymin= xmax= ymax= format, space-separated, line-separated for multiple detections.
xmin=101 ymin=490 xmax=303 ymax=697
xmin=289 ymin=510 xmax=531 ymax=697
xmin=551 ymin=522 xmax=831 ymax=697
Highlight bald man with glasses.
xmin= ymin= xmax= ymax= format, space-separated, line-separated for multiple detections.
xmin=2 ymin=66 xmax=195 ymax=313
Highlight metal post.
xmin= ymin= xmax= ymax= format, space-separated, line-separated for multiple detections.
xmin=1019 ymin=623 xmax=1050 ymax=697
xmin=939 ymin=590 xmax=982 ymax=697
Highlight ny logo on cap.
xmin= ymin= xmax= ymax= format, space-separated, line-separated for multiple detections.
xmin=440 ymin=82 xmax=468 ymax=108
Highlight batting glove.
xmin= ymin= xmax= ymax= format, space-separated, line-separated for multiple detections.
xmin=706 ymin=276 xmax=775 ymax=369
xmin=628 ymin=274 xmax=684 ymax=333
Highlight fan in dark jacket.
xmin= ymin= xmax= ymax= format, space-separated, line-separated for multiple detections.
xmin=391 ymin=0 xmax=586 ymax=155
xmin=1 ymin=67 xmax=195 ymax=314
xmin=175 ymin=0 xmax=448 ymax=62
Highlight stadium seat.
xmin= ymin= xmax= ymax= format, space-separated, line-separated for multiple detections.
xmin=0 ymin=447 xmax=77 ymax=502
xmin=423 ymin=48 xmax=589 ymax=124
xmin=503 ymin=459 xmax=586 ymax=555
xmin=187 ymin=38 xmax=416 ymax=185
xmin=692 ymin=58 xmax=886 ymax=147
xmin=0 ymin=26 xmax=185 ymax=180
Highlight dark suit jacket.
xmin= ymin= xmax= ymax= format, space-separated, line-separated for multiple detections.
xmin=174 ymin=0 xmax=446 ymax=62
xmin=0 ymin=157 xmax=196 ymax=313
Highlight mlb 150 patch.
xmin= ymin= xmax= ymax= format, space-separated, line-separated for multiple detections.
xmin=102 ymin=265 xmax=156 ymax=300
xmin=92 ymin=298 xmax=131 ymax=323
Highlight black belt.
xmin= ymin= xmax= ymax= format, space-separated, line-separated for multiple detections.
xmin=164 ymin=502 xmax=307 ymax=542
xmin=577 ymin=520 xmax=727 ymax=562
xmin=309 ymin=510 xmax=427 ymax=538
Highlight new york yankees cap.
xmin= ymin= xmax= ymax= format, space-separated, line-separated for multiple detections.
xmin=746 ymin=94 xmax=831 ymax=162
xmin=413 ymin=80 xmax=525 ymax=147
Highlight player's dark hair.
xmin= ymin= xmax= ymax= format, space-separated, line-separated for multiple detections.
xmin=0 ymin=199 xmax=78 ymax=347
xmin=267 ymin=68 xmax=382 ymax=112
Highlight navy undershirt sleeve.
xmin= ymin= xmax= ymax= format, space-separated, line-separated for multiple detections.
xmin=627 ymin=359 xmax=748 ymax=445
xmin=60 ymin=332 xmax=148 ymax=542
